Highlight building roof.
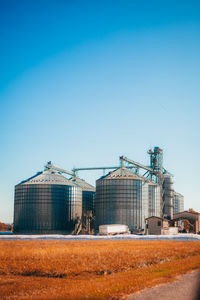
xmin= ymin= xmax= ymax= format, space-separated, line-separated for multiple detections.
xmin=17 ymin=169 xmax=77 ymax=186
xmin=173 ymin=210 xmax=199 ymax=216
xmin=172 ymin=210 xmax=200 ymax=221
xmin=145 ymin=216 xmax=164 ymax=220
xmin=69 ymin=177 xmax=95 ymax=192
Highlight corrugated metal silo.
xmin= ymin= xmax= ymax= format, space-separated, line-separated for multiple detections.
xmin=173 ymin=192 xmax=184 ymax=214
xmin=95 ymin=167 xmax=149 ymax=232
xmin=70 ymin=177 xmax=95 ymax=215
xmin=148 ymin=183 xmax=161 ymax=217
xmin=14 ymin=169 xmax=82 ymax=234
xmin=70 ymin=177 xmax=95 ymax=232
xmin=163 ymin=174 xmax=174 ymax=219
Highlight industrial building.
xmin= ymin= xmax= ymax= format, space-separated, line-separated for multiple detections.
xmin=13 ymin=146 xmax=185 ymax=234
xmin=172 ymin=210 xmax=200 ymax=234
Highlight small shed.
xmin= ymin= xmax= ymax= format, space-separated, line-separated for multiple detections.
xmin=145 ymin=216 xmax=169 ymax=235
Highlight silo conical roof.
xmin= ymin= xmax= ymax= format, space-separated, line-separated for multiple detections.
xmin=99 ymin=167 xmax=145 ymax=180
xmin=70 ymin=177 xmax=95 ymax=192
xmin=99 ymin=167 xmax=159 ymax=185
xmin=17 ymin=169 xmax=77 ymax=186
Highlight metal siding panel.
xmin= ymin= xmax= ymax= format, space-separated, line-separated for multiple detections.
xmin=14 ymin=183 xmax=82 ymax=234
xmin=95 ymin=178 xmax=147 ymax=232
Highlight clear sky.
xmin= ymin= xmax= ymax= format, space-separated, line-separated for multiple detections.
xmin=0 ymin=0 xmax=200 ymax=223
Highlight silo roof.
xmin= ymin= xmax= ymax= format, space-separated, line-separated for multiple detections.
xmin=99 ymin=167 xmax=146 ymax=180
xmin=70 ymin=177 xmax=95 ymax=192
xmin=17 ymin=169 xmax=77 ymax=186
xmin=174 ymin=191 xmax=184 ymax=197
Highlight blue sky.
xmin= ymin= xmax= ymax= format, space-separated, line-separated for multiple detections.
xmin=0 ymin=0 xmax=200 ymax=222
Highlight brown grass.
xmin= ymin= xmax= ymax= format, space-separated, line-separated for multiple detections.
xmin=0 ymin=240 xmax=199 ymax=299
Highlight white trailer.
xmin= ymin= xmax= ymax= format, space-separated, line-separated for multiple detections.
xmin=99 ymin=224 xmax=129 ymax=235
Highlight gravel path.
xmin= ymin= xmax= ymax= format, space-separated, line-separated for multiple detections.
xmin=126 ymin=270 xmax=200 ymax=300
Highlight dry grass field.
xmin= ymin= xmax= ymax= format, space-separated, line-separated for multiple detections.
xmin=0 ymin=240 xmax=200 ymax=299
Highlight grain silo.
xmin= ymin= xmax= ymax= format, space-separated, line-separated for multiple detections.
xmin=148 ymin=183 xmax=161 ymax=218
xmin=173 ymin=192 xmax=184 ymax=214
xmin=14 ymin=169 xmax=82 ymax=234
xmin=70 ymin=177 xmax=95 ymax=215
xmin=70 ymin=177 xmax=95 ymax=233
xmin=163 ymin=174 xmax=174 ymax=219
xmin=95 ymin=167 xmax=149 ymax=232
